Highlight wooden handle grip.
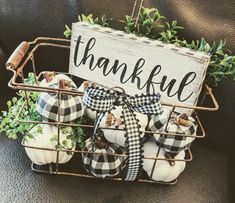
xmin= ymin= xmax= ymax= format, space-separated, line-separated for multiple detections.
xmin=6 ymin=41 xmax=29 ymax=69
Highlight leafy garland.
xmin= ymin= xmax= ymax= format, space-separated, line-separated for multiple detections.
xmin=64 ymin=7 xmax=235 ymax=87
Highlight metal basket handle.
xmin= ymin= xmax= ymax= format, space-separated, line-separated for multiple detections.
xmin=6 ymin=41 xmax=29 ymax=69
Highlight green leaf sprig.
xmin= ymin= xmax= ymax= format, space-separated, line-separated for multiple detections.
xmin=64 ymin=14 xmax=112 ymax=38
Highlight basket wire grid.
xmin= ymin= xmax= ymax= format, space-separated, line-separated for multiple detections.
xmin=5 ymin=37 xmax=219 ymax=185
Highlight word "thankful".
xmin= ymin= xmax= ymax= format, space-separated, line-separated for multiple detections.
xmin=73 ymin=36 xmax=196 ymax=102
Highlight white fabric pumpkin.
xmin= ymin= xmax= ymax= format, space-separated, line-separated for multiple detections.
xmin=77 ymin=82 xmax=97 ymax=120
xmin=100 ymin=106 xmax=148 ymax=147
xmin=143 ymin=141 xmax=186 ymax=182
xmin=24 ymin=124 xmax=75 ymax=165
xmin=39 ymin=73 xmax=77 ymax=88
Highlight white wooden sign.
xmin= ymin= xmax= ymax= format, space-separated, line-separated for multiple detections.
xmin=69 ymin=22 xmax=210 ymax=108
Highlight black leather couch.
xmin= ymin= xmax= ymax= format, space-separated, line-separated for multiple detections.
xmin=0 ymin=1 xmax=234 ymax=202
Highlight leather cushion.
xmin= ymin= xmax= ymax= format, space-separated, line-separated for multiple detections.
xmin=0 ymin=134 xmax=232 ymax=202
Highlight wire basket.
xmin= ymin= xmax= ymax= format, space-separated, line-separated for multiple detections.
xmin=5 ymin=37 xmax=219 ymax=185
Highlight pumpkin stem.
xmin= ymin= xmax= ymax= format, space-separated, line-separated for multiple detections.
xmin=43 ymin=71 xmax=55 ymax=83
xmin=174 ymin=113 xmax=192 ymax=127
xmin=59 ymin=79 xmax=71 ymax=90
xmin=165 ymin=152 xmax=177 ymax=166
xmin=105 ymin=113 xmax=114 ymax=126
xmin=83 ymin=81 xmax=97 ymax=90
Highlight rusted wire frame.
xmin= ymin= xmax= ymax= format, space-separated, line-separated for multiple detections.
xmin=6 ymin=37 xmax=218 ymax=184
xmin=21 ymin=138 xmax=193 ymax=162
xmin=30 ymin=54 xmax=39 ymax=85
xmin=55 ymin=88 xmax=61 ymax=173
xmin=31 ymin=163 xmax=177 ymax=185
xmin=16 ymin=100 xmax=206 ymax=139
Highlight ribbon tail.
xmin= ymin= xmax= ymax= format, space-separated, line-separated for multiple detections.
xmin=90 ymin=112 xmax=106 ymax=167
xmin=93 ymin=112 xmax=106 ymax=138
xmin=122 ymin=104 xmax=142 ymax=181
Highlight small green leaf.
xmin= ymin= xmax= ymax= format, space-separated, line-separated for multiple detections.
xmin=7 ymin=101 xmax=12 ymax=108
xmin=26 ymin=133 xmax=34 ymax=139
xmin=50 ymin=136 xmax=58 ymax=142
xmin=12 ymin=97 xmax=18 ymax=104
xmin=62 ymin=140 xmax=67 ymax=145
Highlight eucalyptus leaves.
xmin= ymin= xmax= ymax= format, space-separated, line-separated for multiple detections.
xmin=64 ymin=7 xmax=235 ymax=87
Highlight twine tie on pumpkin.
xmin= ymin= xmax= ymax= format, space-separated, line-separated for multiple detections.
xmin=83 ymin=86 xmax=163 ymax=181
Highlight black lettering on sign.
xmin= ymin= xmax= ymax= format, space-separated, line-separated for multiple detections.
xmin=73 ymin=36 xmax=197 ymax=102
xmin=178 ymin=72 xmax=196 ymax=102
xmin=74 ymin=36 xmax=96 ymax=69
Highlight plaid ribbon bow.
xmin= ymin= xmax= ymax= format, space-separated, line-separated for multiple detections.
xmin=83 ymin=86 xmax=163 ymax=181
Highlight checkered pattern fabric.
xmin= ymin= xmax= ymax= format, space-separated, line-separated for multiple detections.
xmin=122 ymin=105 xmax=142 ymax=181
xmin=82 ymin=137 xmax=125 ymax=178
xmin=36 ymin=84 xmax=83 ymax=122
xmin=149 ymin=108 xmax=171 ymax=132
xmin=83 ymin=86 xmax=163 ymax=181
xmin=149 ymin=111 xmax=198 ymax=153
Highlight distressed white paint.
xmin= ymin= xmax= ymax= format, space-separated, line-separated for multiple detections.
xmin=69 ymin=22 xmax=210 ymax=110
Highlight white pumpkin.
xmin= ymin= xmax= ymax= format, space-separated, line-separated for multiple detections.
xmin=77 ymin=82 xmax=97 ymax=120
xmin=24 ymin=124 xmax=75 ymax=165
xmin=100 ymin=106 xmax=148 ymax=147
xmin=39 ymin=73 xmax=77 ymax=88
xmin=143 ymin=141 xmax=186 ymax=182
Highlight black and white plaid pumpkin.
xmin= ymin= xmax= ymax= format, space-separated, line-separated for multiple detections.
xmin=36 ymin=83 xmax=84 ymax=122
xmin=82 ymin=137 xmax=125 ymax=178
xmin=149 ymin=110 xmax=198 ymax=153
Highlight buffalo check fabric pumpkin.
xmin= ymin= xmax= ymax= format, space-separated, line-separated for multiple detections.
xmin=149 ymin=111 xmax=198 ymax=154
xmin=36 ymin=84 xmax=83 ymax=122
xmin=82 ymin=137 xmax=125 ymax=178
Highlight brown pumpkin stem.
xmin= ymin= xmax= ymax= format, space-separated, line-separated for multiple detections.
xmin=174 ymin=113 xmax=192 ymax=127
xmin=91 ymin=82 xmax=96 ymax=87
xmin=83 ymin=81 xmax=89 ymax=89
xmin=114 ymin=118 xmax=123 ymax=128
xmin=83 ymin=81 xmax=97 ymax=90
xmin=59 ymin=79 xmax=71 ymax=90
xmin=165 ymin=152 xmax=177 ymax=166
xmin=95 ymin=139 xmax=109 ymax=149
xmin=43 ymin=71 xmax=55 ymax=83
xmin=180 ymin=113 xmax=188 ymax=120
xmin=105 ymin=113 xmax=113 ymax=127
